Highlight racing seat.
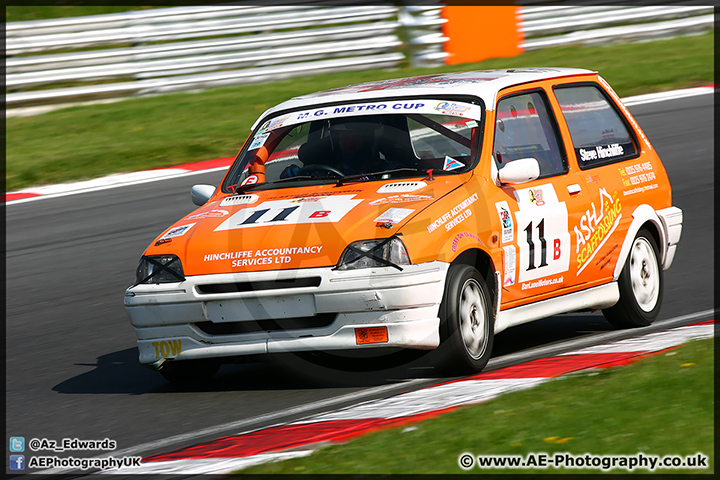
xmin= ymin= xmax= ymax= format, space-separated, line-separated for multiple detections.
xmin=298 ymin=137 xmax=333 ymax=168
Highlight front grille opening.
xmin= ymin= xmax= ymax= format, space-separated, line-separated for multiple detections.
xmin=194 ymin=313 xmax=337 ymax=335
xmin=197 ymin=277 xmax=321 ymax=294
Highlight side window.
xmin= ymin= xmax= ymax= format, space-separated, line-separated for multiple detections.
xmin=494 ymin=90 xmax=567 ymax=178
xmin=554 ymin=84 xmax=638 ymax=169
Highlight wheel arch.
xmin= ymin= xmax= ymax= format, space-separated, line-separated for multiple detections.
xmin=449 ymin=247 xmax=500 ymax=319
xmin=613 ymin=204 xmax=666 ymax=280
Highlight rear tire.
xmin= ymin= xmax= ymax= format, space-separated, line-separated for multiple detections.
xmin=436 ymin=265 xmax=494 ymax=375
xmin=603 ymin=228 xmax=663 ymax=328
xmin=159 ymin=359 xmax=220 ymax=385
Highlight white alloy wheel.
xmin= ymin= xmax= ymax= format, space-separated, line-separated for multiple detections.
xmin=437 ymin=264 xmax=494 ymax=374
xmin=602 ymin=228 xmax=663 ymax=328
xmin=629 ymin=236 xmax=660 ymax=312
xmin=459 ymin=278 xmax=489 ymax=359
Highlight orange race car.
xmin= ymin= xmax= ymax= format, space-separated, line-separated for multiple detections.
xmin=125 ymin=68 xmax=682 ymax=383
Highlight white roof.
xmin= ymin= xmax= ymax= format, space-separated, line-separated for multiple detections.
xmin=252 ymin=67 xmax=596 ymax=129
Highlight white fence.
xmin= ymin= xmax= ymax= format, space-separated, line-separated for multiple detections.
xmin=5 ymin=3 xmax=713 ymax=109
xmin=520 ymin=3 xmax=713 ymax=49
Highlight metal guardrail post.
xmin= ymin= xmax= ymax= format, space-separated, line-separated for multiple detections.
xmin=399 ymin=4 xmax=448 ymax=68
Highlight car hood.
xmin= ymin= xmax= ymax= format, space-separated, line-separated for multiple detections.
xmin=145 ymin=177 xmax=465 ymax=275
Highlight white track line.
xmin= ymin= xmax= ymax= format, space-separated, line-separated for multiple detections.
xmin=622 ymin=85 xmax=714 ymax=106
xmin=38 ymin=379 xmax=427 ymax=475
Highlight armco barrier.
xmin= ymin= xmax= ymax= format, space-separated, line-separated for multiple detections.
xmin=5 ymin=4 xmax=713 ymax=110
xmin=6 ymin=4 xmax=443 ymax=109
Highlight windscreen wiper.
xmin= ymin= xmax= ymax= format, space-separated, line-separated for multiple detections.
xmin=270 ymin=175 xmax=316 ymax=184
xmin=335 ymin=168 xmax=428 ymax=186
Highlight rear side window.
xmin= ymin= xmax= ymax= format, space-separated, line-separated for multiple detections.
xmin=554 ymin=84 xmax=638 ymax=169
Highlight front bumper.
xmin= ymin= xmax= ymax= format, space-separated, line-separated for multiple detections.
xmin=125 ymin=261 xmax=448 ymax=366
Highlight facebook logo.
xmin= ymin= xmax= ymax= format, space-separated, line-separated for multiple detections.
xmin=9 ymin=437 xmax=25 ymax=452
xmin=9 ymin=455 xmax=25 ymax=470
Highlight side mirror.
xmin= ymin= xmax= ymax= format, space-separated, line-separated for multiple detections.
xmin=498 ymin=158 xmax=540 ymax=185
xmin=191 ymin=184 xmax=216 ymax=206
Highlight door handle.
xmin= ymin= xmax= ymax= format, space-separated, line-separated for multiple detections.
xmin=566 ymin=184 xmax=582 ymax=195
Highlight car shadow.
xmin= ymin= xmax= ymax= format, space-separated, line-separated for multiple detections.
xmin=51 ymin=347 xmax=431 ymax=395
xmin=53 ymin=313 xmax=615 ymax=394
xmin=53 ymin=347 xmax=167 ymax=395
xmin=492 ymin=312 xmax=614 ymax=356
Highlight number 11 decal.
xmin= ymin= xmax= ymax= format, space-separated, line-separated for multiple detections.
xmin=513 ymin=184 xmax=570 ymax=283
xmin=524 ymin=219 xmax=548 ymax=271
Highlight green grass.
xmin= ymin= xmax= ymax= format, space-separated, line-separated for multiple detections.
xmin=6 ymin=6 xmax=164 ymax=22
xmin=241 ymin=339 xmax=714 ymax=474
xmin=6 ymin=32 xmax=713 ymax=191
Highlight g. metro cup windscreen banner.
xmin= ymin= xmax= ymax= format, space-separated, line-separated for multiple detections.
xmin=257 ymin=99 xmax=482 ymax=133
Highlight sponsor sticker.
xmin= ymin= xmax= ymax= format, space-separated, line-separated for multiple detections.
xmin=574 ymin=187 xmax=622 ymax=275
xmin=513 ymin=184 xmax=570 ymax=283
xmin=529 ymin=188 xmax=545 ymax=206
xmin=369 ymin=194 xmax=433 ymax=206
xmin=373 ymin=207 xmax=414 ymax=224
xmin=427 ymin=193 xmax=479 ymax=233
xmin=258 ymin=115 xmax=289 ymax=132
xmin=215 ymin=194 xmax=363 ymax=231
xmin=451 ymin=231 xmax=483 ymax=253
xmin=578 ymin=143 xmax=625 ymax=162
xmin=443 ymin=156 xmax=465 ymax=171
xmin=152 ymin=339 xmax=182 ymax=359
xmin=161 ymin=223 xmax=196 ymax=239
xmin=521 ymin=275 xmax=563 ymax=290
xmin=434 ymin=101 xmax=472 ymax=116
xmin=622 ymin=184 xmax=658 ymax=196
xmin=503 ymin=245 xmax=516 ymax=286
xmin=259 ymin=99 xmax=482 ymax=132
xmin=240 ymin=174 xmax=260 ymax=186
xmin=204 ymin=245 xmax=324 ymax=267
xmin=186 ymin=209 xmax=229 ymax=220
xmin=619 ymin=161 xmax=656 ymax=188
xmin=271 ymin=190 xmax=361 ymax=200
xmin=289 ymin=196 xmax=324 ymax=203
xmin=248 ymin=132 xmax=271 ymax=150
xmin=495 ymin=201 xmax=513 ymax=243
xmin=355 ymin=326 xmax=388 ymax=345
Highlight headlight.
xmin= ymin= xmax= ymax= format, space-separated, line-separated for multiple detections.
xmin=135 ymin=255 xmax=185 ymax=284
xmin=336 ymin=237 xmax=411 ymax=271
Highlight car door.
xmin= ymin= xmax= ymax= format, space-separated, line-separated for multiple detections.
xmin=552 ymin=81 xmax=647 ymax=285
xmin=491 ymin=85 xmax=593 ymax=308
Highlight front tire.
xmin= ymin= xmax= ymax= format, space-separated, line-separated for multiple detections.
xmin=436 ymin=265 xmax=494 ymax=374
xmin=603 ymin=228 xmax=663 ymax=328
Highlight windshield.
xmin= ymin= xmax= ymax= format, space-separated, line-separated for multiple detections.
xmin=223 ymin=98 xmax=483 ymax=192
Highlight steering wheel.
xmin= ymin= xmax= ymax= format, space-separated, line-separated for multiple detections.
xmin=297 ymin=164 xmax=345 ymax=178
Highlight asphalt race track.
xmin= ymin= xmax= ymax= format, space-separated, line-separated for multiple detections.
xmin=5 ymin=95 xmax=714 ymax=466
